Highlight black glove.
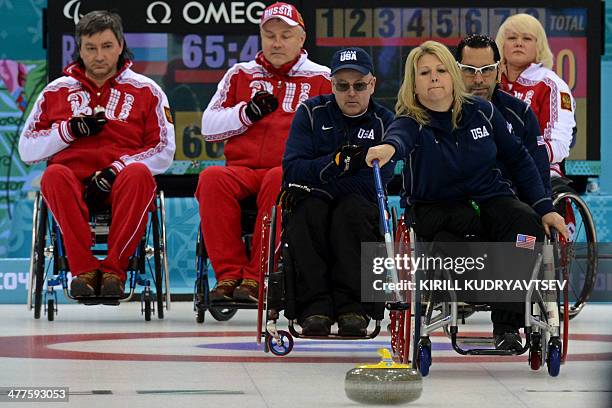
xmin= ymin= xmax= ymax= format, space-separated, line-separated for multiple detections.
xmin=68 ymin=114 xmax=107 ymax=138
xmin=277 ymin=183 xmax=312 ymax=214
xmin=84 ymin=167 xmax=117 ymax=211
xmin=244 ymin=91 xmax=279 ymax=123
xmin=333 ymin=144 xmax=368 ymax=174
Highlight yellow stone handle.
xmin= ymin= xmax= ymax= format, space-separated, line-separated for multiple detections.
xmin=378 ymin=348 xmax=393 ymax=361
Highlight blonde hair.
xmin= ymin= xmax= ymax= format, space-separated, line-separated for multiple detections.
xmin=495 ymin=13 xmax=554 ymax=69
xmin=395 ymin=41 xmax=467 ymax=128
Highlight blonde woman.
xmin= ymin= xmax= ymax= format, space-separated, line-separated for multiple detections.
xmin=366 ymin=41 xmax=567 ymax=351
xmin=496 ymin=13 xmax=575 ymax=178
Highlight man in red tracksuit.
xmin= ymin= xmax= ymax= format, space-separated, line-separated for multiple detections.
xmin=196 ymin=2 xmax=331 ymax=302
xmin=19 ymin=11 xmax=175 ymax=297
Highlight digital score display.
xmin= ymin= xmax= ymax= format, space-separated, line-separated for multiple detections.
xmin=303 ymin=0 xmax=601 ymax=164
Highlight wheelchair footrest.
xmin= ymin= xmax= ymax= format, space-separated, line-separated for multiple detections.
xmin=76 ymin=296 xmax=122 ymax=306
xmin=462 ymin=348 xmax=519 ymax=356
xmin=209 ymin=300 xmax=258 ymax=309
xmin=288 ymin=321 xmax=381 ymax=339
xmin=451 ymin=332 xmax=528 ymax=356
xmin=455 ymin=336 xmax=495 ymax=346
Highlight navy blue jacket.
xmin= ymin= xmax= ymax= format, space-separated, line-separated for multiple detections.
xmin=384 ymin=97 xmax=553 ymax=216
xmin=492 ymin=86 xmax=552 ymax=198
xmin=283 ymin=94 xmax=395 ymax=202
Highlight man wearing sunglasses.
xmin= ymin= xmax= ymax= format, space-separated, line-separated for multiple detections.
xmin=280 ymin=47 xmax=394 ymax=336
xmin=456 ymin=34 xmax=551 ymax=198
xmin=455 ymin=35 xmax=552 ymax=351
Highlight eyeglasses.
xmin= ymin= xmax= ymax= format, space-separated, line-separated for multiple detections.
xmin=332 ymin=78 xmax=373 ymax=92
xmin=456 ymin=61 xmax=499 ymax=77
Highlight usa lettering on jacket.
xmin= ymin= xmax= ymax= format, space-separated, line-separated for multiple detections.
xmin=470 ymin=126 xmax=490 ymax=140
xmin=357 ymin=128 xmax=374 ymax=139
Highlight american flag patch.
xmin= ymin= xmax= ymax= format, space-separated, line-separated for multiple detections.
xmin=516 ymin=234 xmax=536 ymax=250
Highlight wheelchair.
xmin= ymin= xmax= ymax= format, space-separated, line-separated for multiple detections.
xmin=194 ymin=196 xmax=259 ymax=323
xmin=254 ymin=203 xmax=390 ymax=357
xmin=393 ymin=212 xmax=568 ymax=378
xmin=551 ymin=177 xmax=598 ymax=319
xmin=27 ymin=191 xmax=170 ymax=321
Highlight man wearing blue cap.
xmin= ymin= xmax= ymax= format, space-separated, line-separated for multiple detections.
xmin=281 ymin=48 xmax=395 ymax=336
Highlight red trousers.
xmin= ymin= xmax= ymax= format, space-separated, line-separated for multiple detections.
xmin=195 ymin=165 xmax=282 ymax=281
xmin=40 ymin=163 xmax=157 ymax=280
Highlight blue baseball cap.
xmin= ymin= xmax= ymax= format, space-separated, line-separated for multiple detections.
xmin=330 ymin=47 xmax=374 ymax=76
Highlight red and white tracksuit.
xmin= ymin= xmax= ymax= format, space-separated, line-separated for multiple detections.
xmin=19 ymin=61 xmax=175 ymax=279
xmin=196 ymin=50 xmax=331 ymax=281
xmin=500 ymin=63 xmax=576 ymax=178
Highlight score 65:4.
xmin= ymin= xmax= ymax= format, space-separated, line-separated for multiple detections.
xmin=182 ymin=35 xmax=259 ymax=69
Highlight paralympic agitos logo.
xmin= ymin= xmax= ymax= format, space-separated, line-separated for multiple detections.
xmin=63 ymin=0 xmax=266 ymax=25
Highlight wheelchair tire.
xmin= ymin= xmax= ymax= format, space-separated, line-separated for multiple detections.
xmin=547 ymin=343 xmax=561 ymax=377
xmin=552 ymin=183 xmax=598 ymax=319
xmin=196 ymin=307 xmax=205 ymax=324
xmin=263 ymin=332 xmax=271 ymax=353
xmin=209 ymin=307 xmax=238 ymax=321
xmin=47 ymin=299 xmax=54 ymax=322
xmin=267 ymin=330 xmax=293 ymax=356
xmin=33 ymin=200 xmax=48 ymax=320
xmin=417 ymin=342 xmax=431 ymax=377
xmin=151 ymin=210 xmax=164 ymax=319
xmin=529 ymin=333 xmax=542 ymax=371
xmin=144 ymin=298 xmax=152 ymax=321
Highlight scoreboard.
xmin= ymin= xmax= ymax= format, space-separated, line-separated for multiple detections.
xmin=302 ymin=0 xmax=602 ymax=164
xmin=47 ymin=0 xmax=602 ymax=182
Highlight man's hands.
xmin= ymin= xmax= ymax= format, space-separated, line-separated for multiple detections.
xmin=244 ymin=91 xmax=279 ymax=123
xmin=68 ymin=114 xmax=106 ymax=138
xmin=277 ymin=183 xmax=312 ymax=214
xmin=333 ymin=144 xmax=368 ymax=174
xmin=84 ymin=167 xmax=117 ymax=211
xmin=542 ymin=211 xmax=569 ymax=240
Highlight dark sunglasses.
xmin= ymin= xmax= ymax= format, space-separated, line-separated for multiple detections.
xmin=332 ymin=78 xmax=373 ymax=92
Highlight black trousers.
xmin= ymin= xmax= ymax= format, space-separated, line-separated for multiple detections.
xmin=284 ymin=194 xmax=384 ymax=322
xmin=412 ymin=196 xmax=544 ymax=333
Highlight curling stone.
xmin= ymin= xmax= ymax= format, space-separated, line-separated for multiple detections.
xmin=344 ymin=348 xmax=422 ymax=405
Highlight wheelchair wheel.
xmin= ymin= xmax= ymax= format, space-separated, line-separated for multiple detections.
xmin=547 ymin=340 xmax=562 ymax=377
xmin=552 ymin=183 xmax=597 ymax=319
xmin=529 ymin=333 xmax=542 ymax=371
xmin=158 ymin=191 xmax=171 ymax=313
xmin=194 ymin=227 xmax=209 ymax=324
xmin=209 ymin=307 xmax=238 ymax=321
xmin=417 ymin=340 xmax=431 ymax=377
xmin=196 ymin=308 xmax=205 ymax=324
xmin=144 ymin=298 xmax=152 ymax=321
xmin=47 ymin=299 xmax=55 ymax=322
xmin=32 ymin=194 xmax=48 ymax=320
xmin=267 ymin=330 xmax=293 ymax=356
xmin=151 ymin=209 xmax=164 ymax=319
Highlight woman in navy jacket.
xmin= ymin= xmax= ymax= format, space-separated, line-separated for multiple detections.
xmin=366 ymin=41 xmax=567 ymax=351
